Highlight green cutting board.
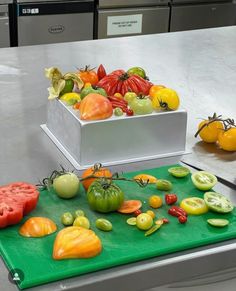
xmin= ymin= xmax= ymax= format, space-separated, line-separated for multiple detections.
xmin=1 ymin=164 xmax=236 ymax=289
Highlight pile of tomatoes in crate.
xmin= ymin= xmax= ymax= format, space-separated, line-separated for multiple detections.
xmin=45 ymin=65 xmax=180 ymax=121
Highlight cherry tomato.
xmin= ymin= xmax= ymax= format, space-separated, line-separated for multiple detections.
xmin=149 ymin=195 xmax=163 ymax=209
xmin=78 ymin=66 xmax=99 ymax=85
xmin=146 ymin=210 xmax=155 ymax=219
xmin=178 ymin=215 xmax=187 ymax=224
xmin=133 ymin=209 xmax=142 ymax=216
xmin=165 ymin=194 xmax=178 ymax=205
xmin=126 ymin=109 xmax=134 ymax=116
xmin=198 ymin=120 xmax=223 ymax=143
xmin=73 ymin=102 xmax=81 ymax=110
xmin=217 ymin=127 xmax=236 ymax=151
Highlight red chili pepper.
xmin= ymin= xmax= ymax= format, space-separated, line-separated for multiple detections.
xmin=168 ymin=206 xmax=187 ymax=218
xmin=165 ymin=194 xmax=178 ymax=205
xmin=97 ymin=64 xmax=106 ymax=80
xmin=108 ymin=96 xmax=128 ymax=105
xmin=178 ymin=215 xmax=187 ymax=224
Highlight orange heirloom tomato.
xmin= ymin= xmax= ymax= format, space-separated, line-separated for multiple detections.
xmin=198 ymin=120 xmax=224 ymax=143
xmin=218 ymin=127 xmax=236 ymax=151
xmin=149 ymin=85 xmax=165 ymax=100
xmin=19 ymin=217 xmax=57 ymax=237
xmin=78 ymin=66 xmax=99 ymax=85
xmin=53 ymin=226 xmax=102 ymax=260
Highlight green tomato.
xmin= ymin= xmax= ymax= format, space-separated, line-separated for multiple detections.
xmin=60 ymin=79 xmax=74 ymax=96
xmin=191 ymin=171 xmax=217 ymax=191
xmin=80 ymin=85 xmax=107 ymax=99
xmin=74 ymin=209 xmax=85 ymax=218
xmin=127 ymin=67 xmax=146 ymax=79
xmin=61 ymin=212 xmax=74 ymax=226
xmin=130 ymin=96 xmax=153 ymax=115
xmin=204 ymin=192 xmax=234 ymax=213
xmin=95 ymin=218 xmax=112 ymax=231
xmin=114 ymin=107 xmax=123 ymax=116
xmin=124 ymin=92 xmax=137 ymax=104
xmin=73 ymin=216 xmax=90 ymax=229
xmin=53 ymin=173 xmax=80 ymax=199
xmin=87 ymin=179 xmax=124 ymax=213
xmin=156 ymin=179 xmax=172 ymax=191
xmin=136 ymin=213 xmax=153 ymax=230
xmin=168 ymin=166 xmax=190 ymax=178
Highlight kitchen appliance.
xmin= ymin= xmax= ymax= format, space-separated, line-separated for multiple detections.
xmin=15 ymin=0 xmax=95 ymax=46
xmin=0 ymin=0 xmax=12 ymax=47
xmin=170 ymin=0 xmax=236 ymax=32
xmin=96 ymin=0 xmax=170 ymax=39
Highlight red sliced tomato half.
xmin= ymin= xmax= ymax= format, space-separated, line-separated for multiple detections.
xmin=117 ymin=200 xmax=142 ymax=214
xmin=0 ymin=182 xmax=40 ymax=228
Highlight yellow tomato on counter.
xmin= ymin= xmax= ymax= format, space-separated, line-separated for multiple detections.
xmin=217 ymin=127 xmax=236 ymax=151
xmin=198 ymin=120 xmax=223 ymax=143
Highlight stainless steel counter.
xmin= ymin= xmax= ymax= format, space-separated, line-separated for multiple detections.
xmin=0 ymin=26 xmax=236 ymax=290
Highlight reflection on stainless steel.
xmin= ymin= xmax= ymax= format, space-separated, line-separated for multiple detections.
xmin=0 ymin=26 xmax=236 ymax=290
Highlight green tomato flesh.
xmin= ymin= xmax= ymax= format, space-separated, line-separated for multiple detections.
xmin=168 ymin=166 xmax=190 ymax=178
xmin=204 ymin=192 xmax=234 ymax=213
xmin=191 ymin=171 xmax=217 ymax=191
xmin=207 ymin=219 xmax=229 ymax=227
xmin=53 ymin=173 xmax=80 ymax=199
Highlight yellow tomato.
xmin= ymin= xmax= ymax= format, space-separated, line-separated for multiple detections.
xmin=146 ymin=210 xmax=156 ymax=219
xmin=198 ymin=120 xmax=223 ymax=143
xmin=133 ymin=174 xmax=158 ymax=184
xmin=149 ymin=85 xmax=165 ymax=100
xmin=84 ymin=82 xmax=92 ymax=88
xmin=60 ymin=92 xmax=81 ymax=102
xmin=114 ymin=93 xmax=123 ymax=98
xmin=180 ymin=197 xmax=208 ymax=215
xmin=152 ymin=88 xmax=180 ymax=111
xmin=218 ymin=127 xmax=236 ymax=151
xmin=149 ymin=195 xmax=163 ymax=209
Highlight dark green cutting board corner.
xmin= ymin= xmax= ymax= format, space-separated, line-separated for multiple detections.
xmin=1 ymin=164 xmax=236 ymax=289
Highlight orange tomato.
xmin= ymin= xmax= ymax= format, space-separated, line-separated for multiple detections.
xmin=217 ymin=127 xmax=236 ymax=151
xmin=19 ymin=217 xmax=57 ymax=237
xmin=78 ymin=66 xmax=99 ymax=85
xmin=149 ymin=85 xmax=166 ymax=100
xmin=117 ymin=200 xmax=142 ymax=214
xmin=198 ymin=120 xmax=224 ymax=143
xmin=114 ymin=93 xmax=123 ymax=98
xmin=149 ymin=195 xmax=163 ymax=209
xmin=81 ymin=164 xmax=112 ymax=191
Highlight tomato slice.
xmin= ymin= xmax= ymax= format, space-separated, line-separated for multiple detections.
xmin=180 ymin=197 xmax=208 ymax=215
xmin=191 ymin=171 xmax=217 ymax=191
xmin=207 ymin=218 xmax=229 ymax=227
xmin=0 ymin=182 xmax=40 ymax=228
xmin=117 ymin=200 xmax=142 ymax=214
xmin=133 ymin=174 xmax=158 ymax=184
xmin=204 ymin=192 xmax=234 ymax=213
xmin=168 ymin=166 xmax=190 ymax=178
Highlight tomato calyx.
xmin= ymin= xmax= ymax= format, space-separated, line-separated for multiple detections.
xmin=78 ymin=65 xmax=96 ymax=73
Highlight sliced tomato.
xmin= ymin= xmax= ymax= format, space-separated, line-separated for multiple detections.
xmin=180 ymin=197 xmax=208 ymax=215
xmin=0 ymin=182 xmax=39 ymax=228
xmin=133 ymin=174 xmax=158 ymax=184
xmin=117 ymin=200 xmax=142 ymax=214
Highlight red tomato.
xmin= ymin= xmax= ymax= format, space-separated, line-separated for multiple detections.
xmin=97 ymin=69 xmax=152 ymax=96
xmin=0 ymin=182 xmax=40 ymax=228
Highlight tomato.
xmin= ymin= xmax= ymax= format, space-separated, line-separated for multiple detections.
xmin=124 ymin=92 xmax=137 ymax=104
xmin=60 ymin=92 xmax=81 ymax=103
xmin=95 ymin=218 xmax=112 ymax=231
xmin=126 ymin=108 xmax=134 ymax=116
xmin=207 ymin=218 xmax=229 ymax=227
xmin=168 ymin=166 xmax=190 ymax=178
xmin=117 ymin=200 xmax=142 ymax=214
xmin=74 ymin=209 xmax=85 ymax=218
xmin=19 ymin=217 xmax=57 ymax=237
xmin=149 ymin=195 xmax=163 ymax=209
xmin=73 ymin=102 xmax=81 ymax=110
xmin=87 ymin=180 xmax=124 ymax=213
xmin=53 ymin=173 xmax=80 ymax=199
xmin=80 ymin=85 xmax=107 ymax=99
xmin=149 ymin=85 xmax=165 ymax=100
xmin=133 ymin=209 xmax=142 ymax=216
xmin=178 ymin=215 xmax=187 ymax=224
xmin=127 ymin=217 xmax=137 ymax=225
xmin=198 ymin=120 xmax=224 ymax=143
xmin=133 ymin=174 xmax=158 ymax=184
xmin=204 ymin=192 xmax=234 ymax=213
xmin=180 ymin=197 xmax=208 ymax=215
xmin=97 ymin=64 xmax=107 ymax=80
xmin=156 ymin=179 xmax=172 ymax=191
xmin=165 ymin=194 xmax=178 ymax=205
xmin=114 ymin=107 xmax=124 ymax=116
xmin=81 ymin=164 xmax=112 ymax=191
xmin=61 ymin=212 xmax=74 ymax=226
xmin=191 ymin=171 xmax=217 ymax=191
xmin=218 ymin=127 xmax=236 ymax=151
xmin=127 ymin=67 xmax=146 ymax=79
xmin=146 ymin=210 xmax=155 ymax=219
xmin=136 ymin=213 xmax=153 ymax=230
xmin=97 ymin=69 xmax=152 ymax=96
xmin=152 ymin=88 xmax=180 ymax=111
xmin=145 ymin=224 xmax=161 ymax=236
xmin=0 ymin=182 xmax=40 ymax=228
xmin=78 ymin=66 xmax=99 ymax=85
xmin=73 ymin=216 xmax=90 ymax=229
xmin=130 ymin=96 xmax=153 ymax=115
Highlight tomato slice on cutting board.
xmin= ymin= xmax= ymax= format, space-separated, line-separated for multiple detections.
xmin=117 ymin=200 xmax=142 ymax=214
xmin=0 ymin=182 xmax=40 ymax=228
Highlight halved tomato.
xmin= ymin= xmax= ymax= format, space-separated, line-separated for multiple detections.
xmin=0 ymin=182 xmax=40 ymax=228
xmin=117 ymin=200 xmax=142 ymax=214
xmin=133 ymin=174 xmax=158 ymax=184
xmin=180 ymin=197 xmax=208 ymax=215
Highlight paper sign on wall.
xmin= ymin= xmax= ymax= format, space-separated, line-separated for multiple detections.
xmin=107 ymin=14 xmax=143 ymax=36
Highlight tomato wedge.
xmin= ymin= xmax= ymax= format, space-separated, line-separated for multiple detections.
xmin=0 ymin=182 xmax=40 ymax=228
xmin=133 ymin=174 xmax=158 ymax=184
xmin=117 ymin=200 xmax=142 ymax=214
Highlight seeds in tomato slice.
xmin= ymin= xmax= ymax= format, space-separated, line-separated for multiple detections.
xmin=126 ymin=217 xmax=137 ymax=226
xmin=204 ymin=192 xmax=234 ymax=213
xmin=207 ymin=218 xmax=229 ymax=227
xmin=168 ymin=166 xmax=190 ymax=178
xmin=191 ymin=171 xmax=217 ymax=191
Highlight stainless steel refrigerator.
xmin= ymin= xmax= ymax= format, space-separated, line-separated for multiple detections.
xmin=96 ymin=0 xmax=170 ymax=39
xmin=15 ymin=0 xmax=95 ymax=46
xmin=169 ymin=0 xmax=236 ymax=32
xmin=0 ymin=0 xmax=12 ymax=47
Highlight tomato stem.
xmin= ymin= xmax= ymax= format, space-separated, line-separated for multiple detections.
xmin=194 ymin=113 xmax=224 ymax=138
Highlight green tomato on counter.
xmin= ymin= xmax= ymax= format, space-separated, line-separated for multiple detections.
xmin=129 ymin=95 xmax=153 ymax=115
xmin=80 ymin=85 xmax=107 ymax=99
